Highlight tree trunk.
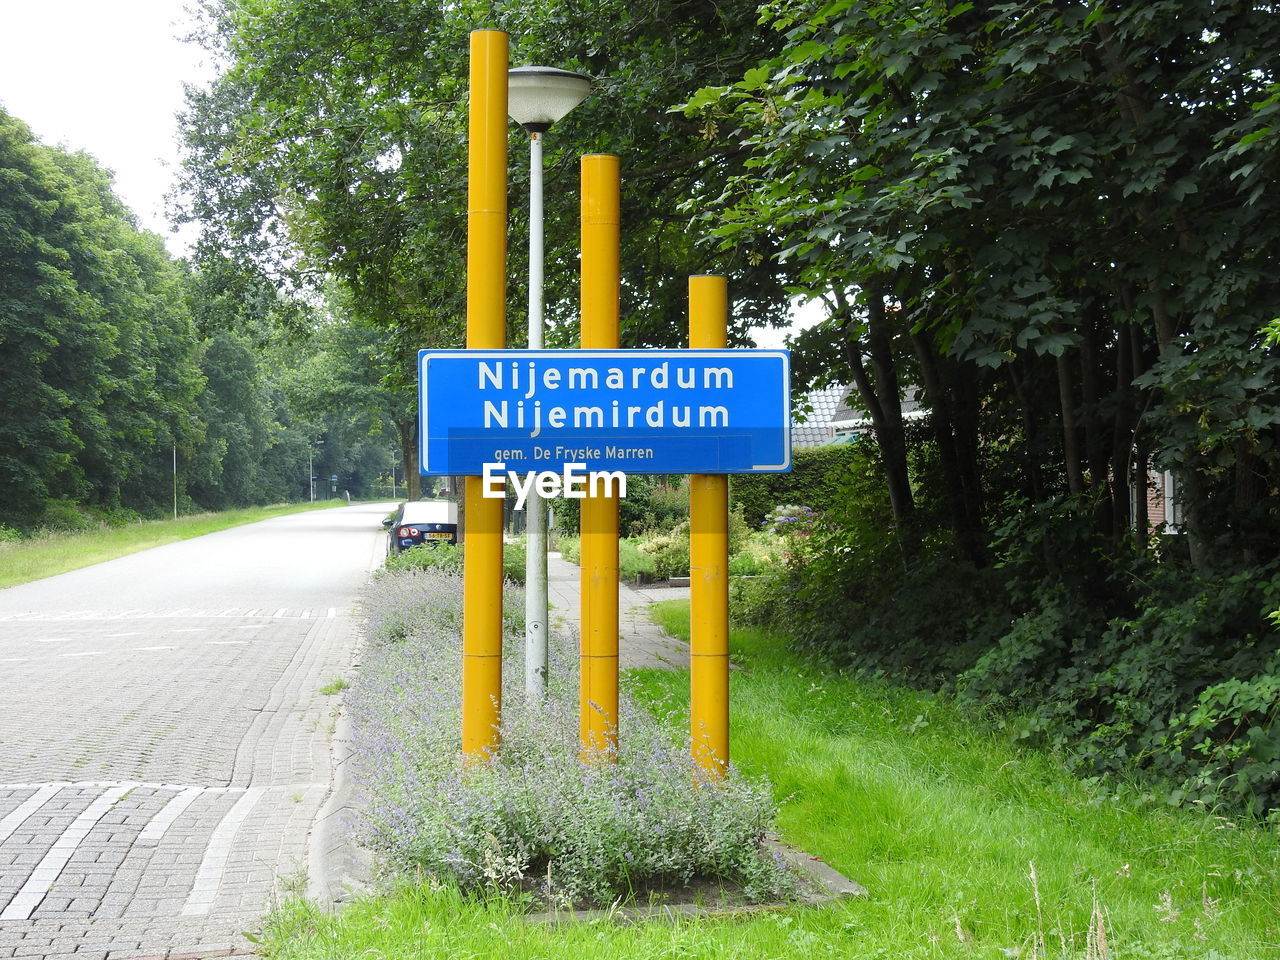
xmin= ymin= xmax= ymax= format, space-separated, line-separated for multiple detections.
xmin=833 ymin=287 xmax=916 ymax=563
xmin=913 ymin=329 xmax=985 ymax=564
xmin=1108 ymin=321 xmax=1135 ymax=539
xmin=1056 ymin=351 xmax=1085 ymax=496
xmin=396 ymin=416 xmax=421 ymax=501
xmin=865 ymin=289 xmax=916 ymax=532
xmin=1234 ymin=441 xmax=1264 ymax=564
xmin=1008 ymin=358 xmax=1047 ymax=505
xmin=845 ymin=345 xmax=915 ymax=530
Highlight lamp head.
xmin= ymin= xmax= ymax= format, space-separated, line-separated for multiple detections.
xmin=508 ymin=65 xmax=593 ymax=133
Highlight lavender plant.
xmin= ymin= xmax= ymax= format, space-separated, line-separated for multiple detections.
xmin=350 ymin=568 xmax=791 ymax=906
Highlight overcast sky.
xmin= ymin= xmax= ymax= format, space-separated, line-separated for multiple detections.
xmin=0 ymin=0 xmax=214 ymax=254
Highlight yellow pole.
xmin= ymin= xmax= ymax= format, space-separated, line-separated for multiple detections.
xmin=462 ymin=29 xmax=508 ymax=760
xmin=689 ymin=275 xmax=730 ymax=778
xmin=579 ymin=154 xmax=620 ymax=759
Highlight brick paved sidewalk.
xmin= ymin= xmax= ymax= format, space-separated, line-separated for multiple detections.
xmin=545 ymin=551 xmax=690 ymax=670
xmin=0 ymin=503 xmax=390 ymax=960
xmin=0 ymin=610 xmax=357 ymax=960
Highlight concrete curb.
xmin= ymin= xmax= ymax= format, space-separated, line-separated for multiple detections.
xmin=305 ymin=698 xmax=372 ymax=908
xmin=525 ymin=838 xmax=865 ymax=924
xmin=305 ymin=632 xmax=373 ymax=909
xmin=768 ymin=838 xmax=867 ymax=904
xmin=304 ymin=543 xmax=385 ymax=906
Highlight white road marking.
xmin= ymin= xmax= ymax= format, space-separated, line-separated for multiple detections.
xmin=0 ymin=657 xmax=29 ymax=663
xmin=0 ymin=784 xmax=62 ymax=844
xmin=3 ymin=608 xmax=337 ymax=623
xmin=173 ymin=628 xmax=203 ymax=633
xmin=0 ymin=784 xmax=132 ymax=921
xmin=136 ymin=786 xmax=204 ymax=847
xmin=0 ymin=780 xmax=322 ymax=791
xmin=31 ymin=638 xmax=72 ymax=643
xmin=60 ymin=651 xmax=106 ymax=658
xmin=181 ymin=786 xmax=265 ymax=916
xmin=133 ymin=645 xmax=175 ymax=651
xmin=209 ymin=640 xmax=247 ymax=645
xmin=107 ymin=632 xmax=141 ymax=637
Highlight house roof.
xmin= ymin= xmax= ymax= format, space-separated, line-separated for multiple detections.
xmin=791 ymin=383 xmax=850 ymax=448
xmin=832 ymin=386 xmax=926 ymax=429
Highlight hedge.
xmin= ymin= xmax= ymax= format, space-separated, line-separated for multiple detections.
xmin=731 ymin=443 xmax=860 ymax=527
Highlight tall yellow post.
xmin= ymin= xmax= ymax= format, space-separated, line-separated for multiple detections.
xmin=689 ymin=275 xmax=730 ymax=778
xmin=579 ymin=154 xmax=620 ymax=759
xmin=462 ymin=29 xmax=508 ymax=760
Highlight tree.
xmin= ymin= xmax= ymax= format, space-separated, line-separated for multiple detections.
xmin=0 ymin=107 xmax=93 ymax=523
xmin=681 ymin=0 xmax=1280 ymax=572
xmin=174 ymin=0 xmax=798 ymax=348
xmin=0 ymin=107 xmax=205 ymax=526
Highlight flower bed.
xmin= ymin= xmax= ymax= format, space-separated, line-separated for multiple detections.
xmin=349 ymin=567 xmax=791 ymax=906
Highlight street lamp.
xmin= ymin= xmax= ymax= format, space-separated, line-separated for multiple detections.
xmin=509 ymin=64 xmax=593 ymax=700
xmin=309 ymin=438 xmax=324 ymax=503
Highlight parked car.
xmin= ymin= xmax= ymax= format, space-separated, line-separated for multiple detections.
xmin=383 ymin=499 xmax=459 ymax=555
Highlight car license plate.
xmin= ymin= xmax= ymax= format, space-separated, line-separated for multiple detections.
xmin=426 ymin=532 xmax=452 ymax=540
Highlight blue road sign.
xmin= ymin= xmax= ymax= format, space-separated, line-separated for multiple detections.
xmin=419 ymin=349 xmax=790 ymax=475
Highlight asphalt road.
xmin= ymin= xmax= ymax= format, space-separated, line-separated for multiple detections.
xmin=0 ymin=502 xmax=394 ymax=960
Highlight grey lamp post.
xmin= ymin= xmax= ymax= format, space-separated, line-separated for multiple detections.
xmin=309 ymin=438 xmax=324 ymax=503
xmin=508 ymin=65 xmax=593 ymax=700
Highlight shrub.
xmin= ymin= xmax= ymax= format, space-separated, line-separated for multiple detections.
xmin=37 ymin=499 xmax=97 ymax=533
xmin=94 ymin=505 xmax=143 ymax=527
xmin=385 ymin=541 xmax=526 ymax=585
xmin=730 ymin=444 xmax=860 ymax=527
xmin=348 ymin=568 xmax=792 ymax=905
xmin=1168 ymin=654 xmax=1280 ymax=819
xmin=618 ymin=538 xmax=659 ymax=583
xmin=638 ymin=526 xmax=690 ymax=580
xmin=620 ymin=476 xmax=688 ymax=537
xmin=760 ymin=504 xmax=823 ymax=536
xmin=626 ymin=507 xmax=756 ymax=582
xmin=0 ymin=525 xmax=21 ymax=544
xmin=555 ymin=536 xmax=658 ymax=584
xmin=734 ymin=444 xmax=1280 ymax=816
xmin=960 ymin=563 xmax=1280 ymax=818
xmin=502 ymin=539 xmax=526 ymax=585
xmin=551 ymin=497 xmax=579 ymax=538
xmin=727 ymin=534 xmax=777 ymax=576
xmin=555 ymin=535 xmax=580 ymax=564
xmin=385 ymin=542 xmax=465 ymax=577
xmin=557 ymin=475 xmax=689 ymax=545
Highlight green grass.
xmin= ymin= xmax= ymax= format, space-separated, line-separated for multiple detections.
xmin=258 ymin=600 xmax=1280 ymax=959
xmin=318 ymin=678 xmax=350 ymax=696
xmin=0 ymin=501 xmax=349 ymax=590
